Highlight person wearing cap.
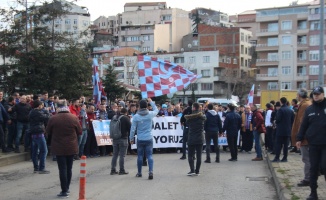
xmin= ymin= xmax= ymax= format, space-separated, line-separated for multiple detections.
xmin=158 ymin=104 xmax=168 ymax=116
xmin=46 ymin=100 xmax=82 ymax=198
xmin=251 ymin=104 xmax=265 ymax=161
xmin=129 ymin=98 xmax=158 ymax=180
xmin=222 ymin=103 xmax=241 ymax=161
xmin=272 ymin=97 xmax=294 ymax=163
xmin=291 ymin=88 xmax=312 ymax=187
xmin=297 ymin=86 xmax=326 ymax=200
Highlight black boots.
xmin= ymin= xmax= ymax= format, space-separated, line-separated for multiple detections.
xmin=306 ymin=190 xmax=318 ymax=200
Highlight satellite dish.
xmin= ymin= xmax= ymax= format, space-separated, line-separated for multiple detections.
xmin=181 ymin=48 xmax=184 ymax=52
xmin=188 ymin=44 xmax=192 ymax=48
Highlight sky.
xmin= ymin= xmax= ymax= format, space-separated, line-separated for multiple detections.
xmin=0 ymin=0 xmax=307 ymax=21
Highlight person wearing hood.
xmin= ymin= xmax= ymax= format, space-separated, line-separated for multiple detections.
xmin=129 ymin=98 xmax=158 ymax=180
xmin=204 ymin=103 xmax=222 ymax=163
xmin=297 ymin=86 xmax=326 ymax=200
xmin=222 ymin=103 xmax=241 ymax=161
xmin=184 ymin=102 xmax=206 ymax=176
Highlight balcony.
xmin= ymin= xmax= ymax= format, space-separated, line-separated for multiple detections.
xmin=308 ymin=13 xmax=326 ymax=21
xmin=255 ymin=43 xmax=278 ymax=51
xmin=297 ymin=28 xmax=309 ymax=34
xmin=296 ymin=73 xmax=309 ymax=80
xmin=256 ymin=73 xmax=279 ymax=81
xmin=256 ymin=29 xmax=279 ymax=37
xmin=297 ymin=42 xmax=308 ymax=49
xmin=119 ymin=41 xmax=142 ymax=46
xmin=120 ymin=29 xmax=153 ymax=35
xmin=256 ymin=58 xmax=279 ymax=66
xmin=256 ymin=15 xmax=279 ymax=22
xmin=297 ymin=57 xmax=308 ymax=65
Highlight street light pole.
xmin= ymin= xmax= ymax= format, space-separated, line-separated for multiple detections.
xmin=319 ymin=0 xmax=325 ymax=86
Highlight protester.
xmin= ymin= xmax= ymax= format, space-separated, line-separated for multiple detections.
xmin=204 ymin=103 xmax=222 ymax=163
xmin=77 ymin=104 xmax=88 ymax=159
xmin=222 ymin=103 xmax=241 ymax=162
xmin=29 ymin=100 xmax=51 ymax=174
xmin=265 ymin=103 xmax=274 ymax=153
xmin=240 ymin=105 xmax=253 ymax=153
xmin=129 ymin=98 xmax=158 ymax=179
xmin=184 ymin=102 xmax=206 ymax=176
xmin=297 ymin=86 xmax=326 ymax=200
xmin=4 ymin=96 xmax=16 ymax=151
xmin=0 ymin=100 xmax=10 ymax=153
xmin=179 ymin=100 xmax=193 ymax=160
xmin=46 ymin=100 xmax=82 ymax=198
xmin=272 ymin=97 xmax=294 ymax=163
xmin=251 ymin=104 xmax=265 ymax=161
xmin=84 ymin=105 xmax=98 ymax=158
xmin=291 ymin=88 xmax=311 ymax=187
xmin=110 ymin=108 xmax=131 ymax=175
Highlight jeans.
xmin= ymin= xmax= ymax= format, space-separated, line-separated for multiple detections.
xmin=111 ymin=138 xmax=128 ymax=171
xmin=56 ymin=155 xmax=74 ymax=193
xmin=301 ymin=145 xmax=310 ymax=182
xmin=265 ymin=127 xmax=274 ymax=151
xmin=274 ymin=136 xmax=289 ymax=160
xmin=137 ymin=139 xmax=153 ymax=174
xmin=242 ymin=129 xmax=253 ymax=152
xmin=188 ymin=144 xmax=203 ymax=173
xmin=7 ymin=122 xmax=16 ymax=148
xmin=78 ymin=130 xmax=88 ymax=157
xmin=15 ymin=122 xmax=30 ymax=149
xmin=205 ymin=131 xmax=219 ymax=161
xmin=182 ymin=127 xmax=189 ymax=157
xmin=253 ymin=130 xmax=262 ymax=158
xmin=308 ymin=145 xmax=326 ymax=191
xmin=31 ymin=135 xmax=48 ymax=171
xmin=227 ymin=135 xmax=238 ymax=159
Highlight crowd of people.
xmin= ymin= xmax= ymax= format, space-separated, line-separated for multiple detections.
xmin=0 ymin=86 xmax=325 ymax=200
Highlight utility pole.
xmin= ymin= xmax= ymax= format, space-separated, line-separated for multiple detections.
xmin=319 ymin=0 xmax=325 ymax=86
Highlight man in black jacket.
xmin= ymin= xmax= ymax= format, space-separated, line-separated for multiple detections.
xmin=222 ymin=103 xmax=241 ymax=161
xmin=272 ymin=97 xmax=294 ymax=163
xmin=179 ymin=100 xmax=193 ymax=160
xmin=184 ymin=103 xmax=206 ymax=176
xmin=110 ymin=108 xmax=131 ymax=175
xmin=29 ymin=100 xmax=51 ymax=173
xmin=204 ymin=103 xmax=222 ymax=163
xmin=297 ymin=86 xmax=326 ymax=200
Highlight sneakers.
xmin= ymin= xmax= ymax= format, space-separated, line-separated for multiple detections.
xmin=57 ymin=192 xmax=69 ymax=198
xmin=119 ymin=170 xmax=129 ymax=175
xmin=148 ymin=172 xmax=153 ymax=180
xmin=180 ymin=156 xmax=186 ymax=160
xmin=297 ymin=180 xmax=310 ymax=187
xmin=110 ymin=170 xmax=118 ymax=175
xmin=187 ymin=171 xmax=195 ymax=176
xmin=135 ymin=173 xmax=142 ymax=178
xmin=38 ymin=170 xmax=50 ymax=174
xmin=215 ymin=159 xmax=220 ymax=163
xmin=195 ymin=172 xmax=200 ymax=176
xmin=271 ymin=158 xmax=280 ymax=162
xmin=204 ymin=159 xmax=211 ymax=163
xmin=252 ymin=157 xmax=263 ymax=161
xmin=228 ymin=158 xmax=237 ymax=161
xmin=33 ymin=169 xmax=38 ymax=173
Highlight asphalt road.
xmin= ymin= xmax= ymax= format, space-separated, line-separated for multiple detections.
xmin=0 ymin=151 xmax=277 ymax=200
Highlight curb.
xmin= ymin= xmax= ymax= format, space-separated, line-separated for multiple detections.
xmin=0 ymin=152 xmax=30 ymax=167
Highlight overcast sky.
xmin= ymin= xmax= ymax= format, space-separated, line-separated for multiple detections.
xmin=0 ymin=0 xmax=307 ymax=21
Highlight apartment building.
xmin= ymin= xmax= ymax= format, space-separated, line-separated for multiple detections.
xmin=191 ymin=8 xmax=234 ymax=28
xmin=255 ymin=2 xmax=326 ymax=91
xmin=116 ymin=2 xmax=191 ymax=53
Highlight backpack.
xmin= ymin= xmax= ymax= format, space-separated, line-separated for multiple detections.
xmin=110 ymin=115 xmax=123 ymax=140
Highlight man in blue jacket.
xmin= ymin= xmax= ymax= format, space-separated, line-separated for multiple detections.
xmin=272 ymin=97 xmax=294 ymax=162
xmin=222 ymin=103 xmax=241 ymax=161
xmin=204 ymin=103 xmax=222 ymax=163
xmin=130 ymin=98 xmax=158 ymax=180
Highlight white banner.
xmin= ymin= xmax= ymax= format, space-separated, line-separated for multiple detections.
xmin=131 ymin=117 xmax=239 ymax=149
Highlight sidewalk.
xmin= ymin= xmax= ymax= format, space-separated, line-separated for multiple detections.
xmin=266 ymin=150 xmax=326 ymax=200
xmin=0 ymin=148 xmax=30 ymax=167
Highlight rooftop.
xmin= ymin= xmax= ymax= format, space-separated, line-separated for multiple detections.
xmin=124 ymin=2 xmax=166 ymax=7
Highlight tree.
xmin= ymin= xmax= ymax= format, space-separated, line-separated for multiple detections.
xmin=103 ymin=64 xmax=127 ymax=104
xmin=232 ymin=71 xmax=256 ymax=104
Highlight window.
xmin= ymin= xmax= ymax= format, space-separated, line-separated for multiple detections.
xmin=65 ymin=19 xmax=71 ymax=24
xmin=203 ymin=56 xmax=210 ymax=63
xmin=143 ymin=35 xmax=149 ymax=41
xmin=309 ymin=35 xmax=319 ymax=46
xmin=241 ymin=45 xmax=244 ymax=54
xmin=245 ymin=60 xmax=248 ymax=67
xmin=282 ymin=66 xmax=291 ymax=75
xmin=282 ymin=36 xmax=291 ymax=44
xmin=55 ymin=19 xmax=62 ymax=24
xmin=127 ymin=72 xmax=134 ymax=79
xmin=309 ymin=50 xmax=319 ymax=61
xmin=298 ymin=20 xmax=307 ymax=29
xmin=201 ymin=83 xmax=213 ymax=91
xmin=142 ymin=46 xmax=150 ymax=52
xmin=310 ymin=80 xmax=319 ymax=89
xmin=83 ymin=20 xmax=89 ymax=26
xmin=268 ymin=68 xmax=278 ymax=76
xmin=189 ymin=83 xmax=198 ymax=91
xmin=309 ymin=65 xmax=319 ymax=75
xmin=310 ymin=21 xmax=320 ymax=30
xmin=174 ymin=57 xmax=184 ymax=63
xmin=201 ymin=70 xmax=210 ymax=77
xmin=241 ymin=33 xmax=244 ymax=41
xmin=281 ymin=82 xmax=292 ymax=90
xmin=268 ymin=53 xmax=278 ymax=61
xmin=267 ymin=82 xmax=278 ymax=90
xmin=282 ymin=51 xmax=291 ymax=60
xmin=298 ymin=51 xmax=307 ymax=60
xmin=310 ymin=8 xmax=320 ymax=14
xmin=162 ymin=15 xmax=172 ymax=21
xmin=233 ymin=58 xmax=237 ymax=64
xmin=281 ymin=20 xmax=292 ymax=30
xmin=189 ymin=56 xmax=196 ymax=63
xmin=190 ymin=69 xmax=197 ymax=74
xmin=298 ymin=66 xmax=307 ymax=76
xmin=267 ymin=37 xmax=278 ymax=46
xmin=73 ymin=19 xmax=78 ymax=25
xmin=267 ymin=23 xmax=278 ymax=31
xmin=245 ymin=48 xmax=248 ymax=55
xmin=298 ymin=35 xmax=307 ymax=44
